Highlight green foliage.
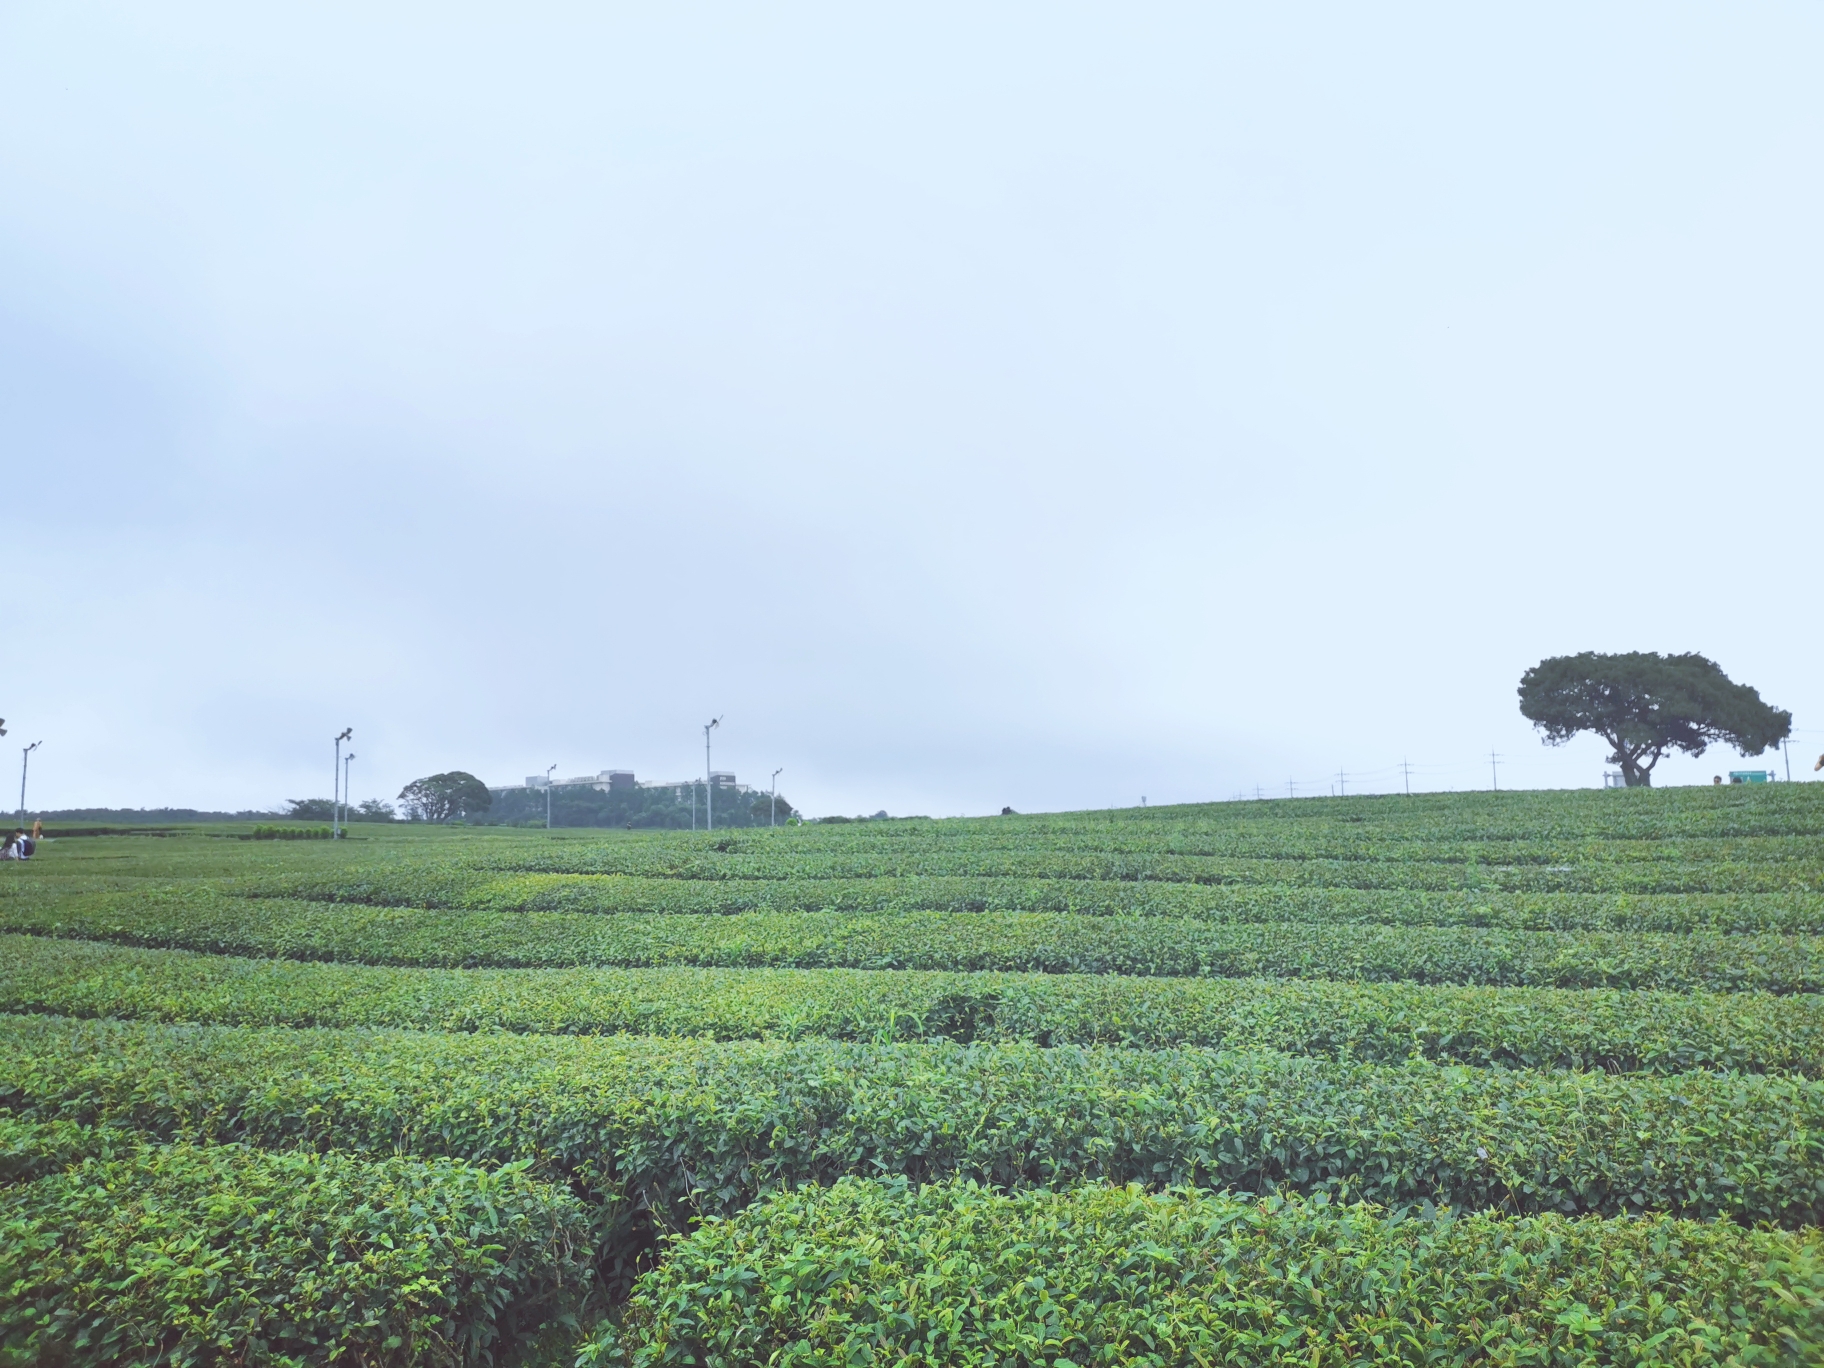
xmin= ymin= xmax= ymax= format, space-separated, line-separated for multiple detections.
xmin=247 ymin=825 xmax=334 ymax=840
xmin=5 ymin=1015 xmax=1823 ymax=1271
xmin=587 ymin=1178 xmax=1824 ymax=1368
xmin=282 ymin=798 xmax=338 ymax=821
xmin=4 ymin=934 xmax=1821 ymax=1074
xmin=355 ymin=798 xmax=398 ymax=822
xmin=8 ymin=786 xmax=1824 ymax=1358
xmin=13 ymin=892 xmax=1824 ymax=991
xmin=0 ymin=1122 xmax=592 ymax=1368
xmin=1520 ymin=651 xmax=1792 ymax=786
xmin=373 ymin=840 xmax=1824 ymax=896
xmin=0 ymin=1115 xmax=126 ymax=1186
xmin=249 ymin=865 xmax=1824 ymax=932
xmin=398 ymin=772 xmax=493 ymax=823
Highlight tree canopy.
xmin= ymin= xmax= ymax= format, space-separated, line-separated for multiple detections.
xmin=397 ymin=772 xmax=493 ymax=822
xmin=1517 ymin=651 xmax=1790 ymax=787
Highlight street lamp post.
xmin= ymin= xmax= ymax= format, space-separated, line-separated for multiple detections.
xmin=546 ymin=764 xmax=558 ymax=830
xmin=18 ymin=741 xmax=41 ymax=827
xmin=343 ymin=754 xmax=356 ymax=832
xmin=332 ymin=729 xmax=352 ymax=837
xmin=703 ymin=717 xmax=721 ymax=831
xmin=771 ymin=768 xmax=783 ymax=827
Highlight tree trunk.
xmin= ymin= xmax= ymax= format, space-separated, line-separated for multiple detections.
xmin=1620 ymin=755 xmax=1652 ymax=787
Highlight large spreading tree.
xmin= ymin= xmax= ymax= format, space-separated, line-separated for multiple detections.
xmin=1517 ymin=651 xmax=1790 ymax=787
xmin=398 ymin=771 xmax=493 ymax=822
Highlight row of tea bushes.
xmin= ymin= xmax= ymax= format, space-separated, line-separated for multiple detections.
xmin=5 ymin=1015 xmax=1822 ymax=1264
xmin=585 ymin=1178 xmax=1824 ymax=1368
xmin=400 ymin=841 xmax=1824 ymax=895
xmin=5 ymin=934 xmax=1821 ymax=1074
xmin=248 ymin=865 xmax=1824 ymax=932
xmin=0 ymin=1116 xmax=591 ymax=1368
xmin=11 ymin=893 xmax=1824 ymax=991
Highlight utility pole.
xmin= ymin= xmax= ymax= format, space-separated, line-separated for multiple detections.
xmin=1287 ymin=779 xmax=1295 ymax=799
xmin=1489 ymin=751 xmax=1501 ymax=791
xmin=1783 ymin=737 xmax=1792 ymax=782
xmin=1255 ymin=784 xmax=1263 ymax=801
xmin=771 ymin=768 xmax=783 ymax=826
xmin=1400 ymin=759 xmax=1412 ymax=796
xmin=545 ymin=764 xmax=557 ymax=830
xmin=332 ymin=729 xmax=352 ymax=837
xmin=1337 ymin=768 xmax=1346 ymax=797
xmin=18 ymin=740 xmax=41 ymax=826
xmin=703 ymin=717 xmax=721 ymax=831
xmin=343 ymin=754 xmax=355 ymax=833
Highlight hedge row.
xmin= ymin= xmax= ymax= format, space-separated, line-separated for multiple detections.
xmin=412 ymin=843 xmax=1824 ymax=895
xmin=573 ymin=805 xmax=1824 ymax=858
xmin=248 ymin=866 xmax=1824 ymax=932
xmin=0 ymin=1116 xmax=592 ymax=1368
xmin=11 ymin=893 xmax=1824 ymax=991
xmin=5 ymin=934 xmax=1821 ymax=1074
xmin=4 ymin=1015 xmax=1821 ymax=1275
xmin=587 ymin=1179 xmax=1824 ymax=1368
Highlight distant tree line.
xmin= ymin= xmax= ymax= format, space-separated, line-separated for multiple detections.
xmin=283 ymin=798 xmax=397 ymax=822
xmin=33 ymin=808 xmax=275 ymax=824
xmin=481 ymin=781 xmax=796 ymax=829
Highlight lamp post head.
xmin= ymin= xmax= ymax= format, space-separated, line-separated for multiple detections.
xmin=336 ymin=728 xmax=352 ymax=742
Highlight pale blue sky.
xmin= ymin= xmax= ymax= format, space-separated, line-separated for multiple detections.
xmin=4 ymin=3 xmax=1820 ymax=815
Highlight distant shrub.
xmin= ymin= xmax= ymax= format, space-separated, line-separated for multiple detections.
xmin=247 ymin=825 xmax=334 ymax=840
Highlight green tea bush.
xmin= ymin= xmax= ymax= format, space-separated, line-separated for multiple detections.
xmin=5 ymin=934 xmax=1821 ymax=1074
xmin=247 ymin=825 xmax=334 ymax=840
xmin=583 ymin=1178 xmax=1824 ymax=1368
xmin=250 ymin=866 xmax=1824 ymax=932
xmin=4 ymin=1015 xmax=1821 ymax=1270
xmin=0 ymin=1114 xmax=124 ymax=1185
xmin=402 ymin=843 xmax=1824 ymax=895
xmin=0 ymin=1122 xmax=592 ymax=1367
xmin=11 ymin=892 xmax=1824 ymax=991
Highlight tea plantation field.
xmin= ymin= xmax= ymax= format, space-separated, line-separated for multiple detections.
xmin=4 ymin=786 xmax=1824 ymax=1365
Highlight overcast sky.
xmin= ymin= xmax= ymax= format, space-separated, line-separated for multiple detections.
xmin=4 ymin=3 xmax=1820 ymax=818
